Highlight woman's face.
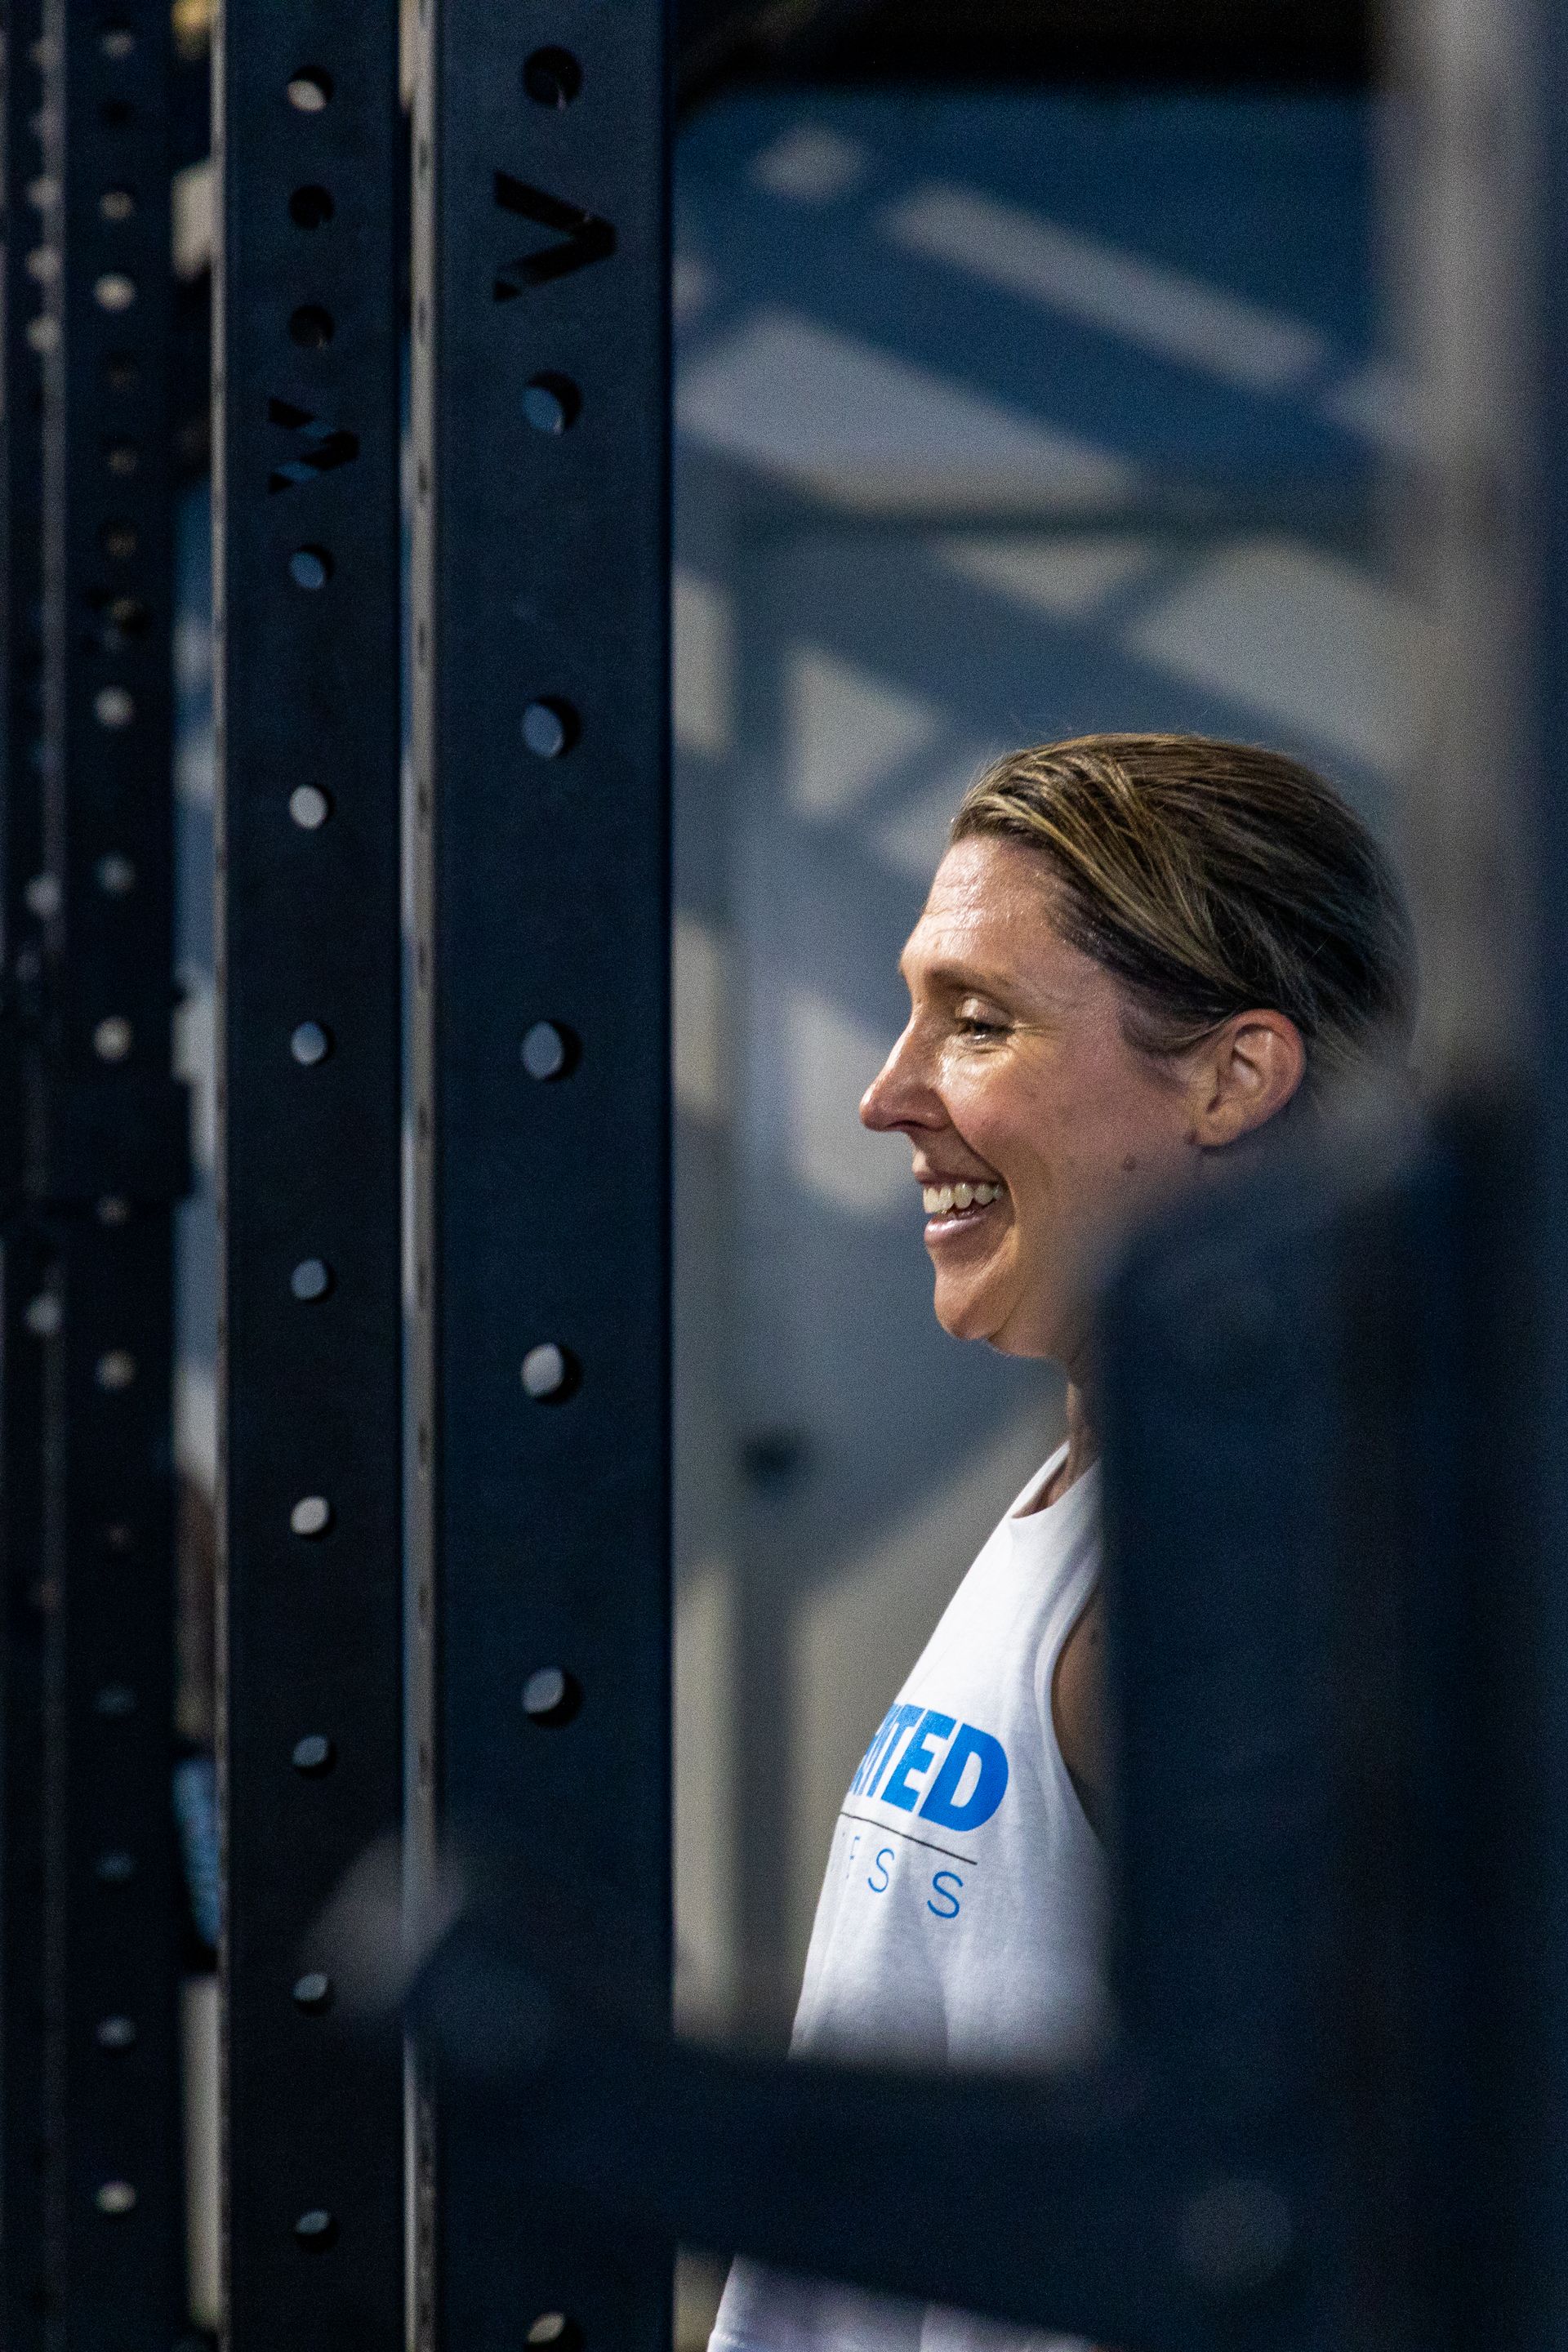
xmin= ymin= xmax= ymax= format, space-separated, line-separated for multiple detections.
xmin=859 ymin=835 xmax=1294 ymax=1365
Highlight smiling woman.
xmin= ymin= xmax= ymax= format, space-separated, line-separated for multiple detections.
xmin=709 ymin=732 xmax=1415 ymax=2352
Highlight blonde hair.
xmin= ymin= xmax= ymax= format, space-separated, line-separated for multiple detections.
xmin=951 ymin=733 xmax=1416 ymax=1096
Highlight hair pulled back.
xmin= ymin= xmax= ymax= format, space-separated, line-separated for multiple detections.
xmin=951 ymin=733 xmax=1416 ymax=1098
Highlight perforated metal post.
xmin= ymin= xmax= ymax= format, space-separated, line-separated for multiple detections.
xmin=36 ymin=0 xmax=188 ymax=2336
xmin=408 ymin=0 xmax=673 ymax=2337
xmin=212 ymin=0 xmax=404 ymax=2339
xmin=1 ymin=3 xmax=54 ymax=2339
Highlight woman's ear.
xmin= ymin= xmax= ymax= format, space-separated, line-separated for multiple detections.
xmin=1188 ymin=1011 xmax=1306 ymax=1149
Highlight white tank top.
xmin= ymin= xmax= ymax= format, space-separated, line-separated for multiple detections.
xmin=710 ymin=1446 xmax=1107 ymax=2352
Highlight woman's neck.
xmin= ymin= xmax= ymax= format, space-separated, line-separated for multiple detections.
xmin=1045 ymin=1383 xmax=1100 ymax=1505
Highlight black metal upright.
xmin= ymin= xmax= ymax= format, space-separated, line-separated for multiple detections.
xmin=35 ymin=0 xmax=187 ymax=2339
xmin=0 ymin=1 xmax=55 ymax=2341
xmin=408 ymin=0 xmax=674 ymax=2340
xmin=212 ymin=0 xmax=405 ymax=2340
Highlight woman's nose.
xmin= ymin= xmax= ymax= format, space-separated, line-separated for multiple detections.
xmin=860 ymin=1028 xmax=935 ymax=1133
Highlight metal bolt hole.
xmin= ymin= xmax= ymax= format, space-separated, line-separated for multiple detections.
xmin=521 ymin=1021 xmax=579 ymax=1082
xmin=521 ymin=698 xmax=579 ymax=760
xmin=522 ymin=1668 xmax=582 ymax=1727
xmin=288 ymin=184 xmax=334 ymax=229
xmin=289 ymin=302 xmax=334 ymax=348
xmin=528 ymin=2317 xmax=584 ymax=2351
xmin=523 ymin=372 xmax=581 ymax=434
xmin=289 ymin=1495 xmax=332 ymax=1539
xmin=290 ymin=1020 xmax=331 ymax=1066
xmin=291 ymin=1258 xmax=332 ymax=1301
xmin=523 ymin=47 xmax=582 ymax=109
xmin=289 ymin=784 xmax=331 ymax=830
xmin=291 ymin=1734 xmax=335 ymax=1776
xmin=287 ymin=68 xmax=332 ymax=111
xmin=289 ymin=546 xmax=332 ymax=590
xmin=522 ymin=1343 xmax=579 ymax=1402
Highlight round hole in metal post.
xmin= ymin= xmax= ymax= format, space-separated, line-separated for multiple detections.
xmin=289 ymin=302 xmax=334 ymax=348
xmin=528 ymin=2316 xmax=584 ymax=2352
xmin=521 ymin=698 xmax=579 ymax=760
xmin=292 ymin=1971 xmax=334 ymax=2013
xmin=289 ymin=783 xmax=332 ymax=830
xmin=521 ymin=1343 xmax=579 ymax=1402
xmin=93 ymin=1015 xmax=133 ymax=1062
xmin=520 ymin=1020 xmax=580 ymax=1082
xmin=286 ymin=67 xmax=332 ymax=111
xmin=290 ymin=1019 xmax=332 ymax=1065
xmin=523 ymin=47 xmax=582 ymax=108
xmin=292 ymin=1734 xmax=335 ymax=1777
xmin=290 ymin=1495 xmax=332 ymax=1539
xmin=100 ymin=519 xmax=136 ymax=560
xmin=288 ymin=184 xmax=334 ymax=229
xmin=523 ymin=372 xmax=581 ymax=434
xmin=294 ymin=2209 xmax=337 ymax=2250
xmin=95 ymin=2016 xmax=136 ymax=2050
xmin=291 ymin=1257 xmax=332 ymax=1301
xmin=521 ymin=1668 xmax=582 ymax=1728
xmin=99 ymin=185 xmax=135 ymax=221
xmin=289 ymin=546 xmax=332 ymax=591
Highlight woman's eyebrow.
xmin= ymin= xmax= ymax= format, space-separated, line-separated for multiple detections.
xmin=899 ymin=953 xmax=1023 ymax=1000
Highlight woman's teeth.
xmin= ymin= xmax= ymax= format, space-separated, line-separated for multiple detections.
xmin=922 ymin=1181 xmax=1002 ymax=1215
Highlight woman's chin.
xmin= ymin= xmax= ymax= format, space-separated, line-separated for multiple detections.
xmin=931 ymin=1274 xmax=1008 ymax=1346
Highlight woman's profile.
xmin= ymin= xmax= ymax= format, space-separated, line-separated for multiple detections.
xmin=710 ymin=732 xmax=1416 ymax=2352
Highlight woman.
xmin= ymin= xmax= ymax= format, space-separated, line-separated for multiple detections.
xmin=710 ymin=732 xmax=1415 ymax=2352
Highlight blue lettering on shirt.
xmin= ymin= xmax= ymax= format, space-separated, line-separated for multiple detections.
xmin=927 ymin=1870 xmax=963 ymax=1919
xmin=881 ymin=1709 xmax=956 ymax=1812
xmin=851 ymin=1705 xmax=1012 ymax=1836
xmin=855 ymin=1702 xmax=923 ymax=1797
xmin=919 ymin=1723 xmax=1009 ymax=1831
xmin=867 ymin=1848 xmax=893 ymax=1894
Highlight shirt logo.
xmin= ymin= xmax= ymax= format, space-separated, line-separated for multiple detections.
xmin=849 ymin=1702 xmax=1009 ymax=1832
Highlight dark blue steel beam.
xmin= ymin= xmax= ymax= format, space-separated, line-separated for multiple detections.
xmin=0 ymin=2 xmax=53 ymax=2339
xmin=408 ymin=0 xmax=673 ymax=2341
xmin=213 ymin=0 xmax=405 ymax=2339
xmin=36 ymin=0 xmax=188 ymax=2337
